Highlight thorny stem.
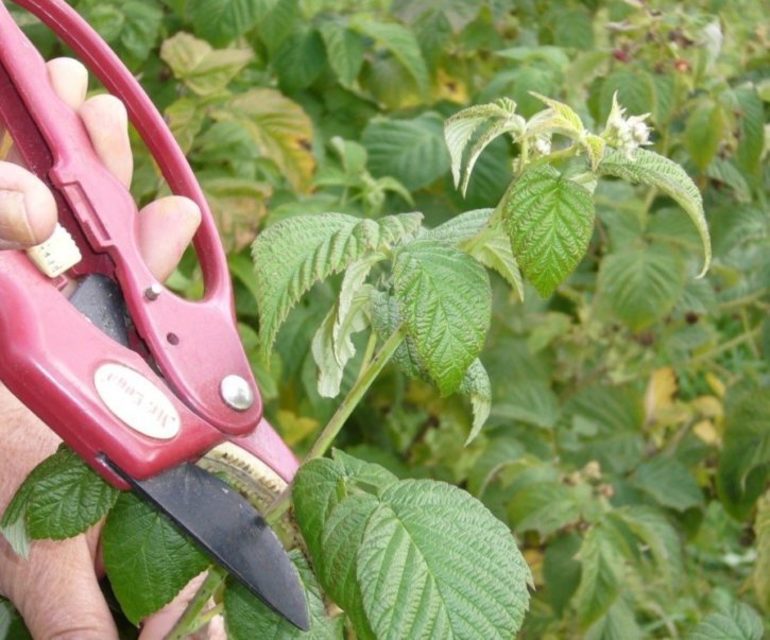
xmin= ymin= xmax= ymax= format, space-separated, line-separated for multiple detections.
xmin=164 ymin=566 xmax=227 ymax=640
xmin=263 ymin=324 xmax=407 ymax=524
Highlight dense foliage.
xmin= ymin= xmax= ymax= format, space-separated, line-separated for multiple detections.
xmin=2 ymin=0 xmax=770 ymax=638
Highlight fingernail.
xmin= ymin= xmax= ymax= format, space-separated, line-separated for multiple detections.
xmin=0 ymin=188 xmax=35 ymax=245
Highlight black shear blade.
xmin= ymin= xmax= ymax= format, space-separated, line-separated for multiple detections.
xmin=115 ymin=462 xmax=309 ymax=631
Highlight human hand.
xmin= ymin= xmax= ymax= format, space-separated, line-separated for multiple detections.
xmin=0 ymin=58 xmax=213 ymax=639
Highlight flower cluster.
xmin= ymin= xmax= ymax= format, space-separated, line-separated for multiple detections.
xmin=602 ymin=92 xmax=652 ymax=158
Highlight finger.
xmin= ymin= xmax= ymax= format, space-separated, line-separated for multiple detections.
xmin=46 ymin=57 xmax=88 ymax=109
xmin=0 ymin=161 xmax=56 ymax=249
xmin=3 ymin=537 xmax=118 ymax=640
xmin=138 ymin=573 xmax=208 ymax=640
xmin=0 ymin=59 xmax=86 ymax=250
xmin=78 ymin=94 xmax=133 ymax=188
xmin=138 ymin=196 xmax=201 ymax=282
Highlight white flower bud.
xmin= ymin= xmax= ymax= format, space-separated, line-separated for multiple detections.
xmin=602 ymin=92 xmax=653 ymax=158
xmin=533 ymin=135 xmax=552 ymax=156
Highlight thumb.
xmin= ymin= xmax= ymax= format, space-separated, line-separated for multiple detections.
xmin=0 ymin=160 xmax=57 ymax=249
xmin=8 ymin=537 xmax=118 ymax=640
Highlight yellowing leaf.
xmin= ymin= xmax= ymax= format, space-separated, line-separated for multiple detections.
xmin=644 ymin=367 xmax=677 ymax=424
xmin=692 ymin=395 xmax=724 ymax=420
xmin=523 ymin=548 xmax=544 ymax=587
xmin=276 ymin=409 xmax=319 ymax=447
xmin=212 ymin=89 xmax=315 ymax=192
xmin=160 ymin=32 xmax=252 ymax=96
xmin=753 ymin=491 xmax=770 ymax=612
xmin=706 ymin=372 xmax=726 ymax=398
xmin=693 ymin=420 xmax=720 ymax=446
xmin=434 ymin=68 xmax=468 ymax=104
xmin=201 ymin=177 xmax=271 ymax=251
xmin=164 ymin=98 xmax=205 ymax=153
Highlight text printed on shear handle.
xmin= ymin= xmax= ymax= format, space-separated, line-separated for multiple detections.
xmin=94 ymin=363 xmax=181 ymax=439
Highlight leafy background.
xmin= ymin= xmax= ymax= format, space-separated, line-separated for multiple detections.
xmin=3 ymin=0 xmax=770 ymax=638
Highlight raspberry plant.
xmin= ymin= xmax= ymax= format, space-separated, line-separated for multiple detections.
xmin=2 ymin=0 xmax=769 ymax=638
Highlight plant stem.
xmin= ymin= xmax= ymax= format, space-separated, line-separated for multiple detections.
xmin=165 ymin=566 xmax=227 ymax=640
xmin=688 ymin=326 xmax=762 ymax=367
xmin=356 ymin=331 xmax=379 ymax=383
xmin=263 ymin=324 xmax=406 ymax=523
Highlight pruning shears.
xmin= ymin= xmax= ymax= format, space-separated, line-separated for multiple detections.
xmin=0 ymin=0 xmax=309 ymax=630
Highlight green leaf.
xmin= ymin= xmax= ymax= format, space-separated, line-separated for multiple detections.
xmin=293 ymin=455 xmax=398 ymax=639
xmin=632 ymin=457 xmax=704 ymax=512
xmin=598 ymin=149 xmax=711 ymax=276
xmin=186 ymin=0 xmax=272 ymax=46
xmin=706 ymin=159 xmax=751 ymax=203
xmin=211 ymin=88 xmax=315 ymax=192
xmin=160 ymin=32 xmax=252 ymax=96
xmin=585 ymin=599 xmax=641 ymax=640
xmin=543 ymin=533 xmax=582 ymax=617
xmin=685 ymin=102 xmax=725 ymax=173
xmin=491 ymin=377 xmax=560 ymax=429
xmin=500 ymin=165 xmax=595 ymax=297
xmin=316 ymin=493 xmax=379 ymax=638
xmin=734 ymin=86 xmax=765 ymax=179
xmin=23 ymin=449 xmax=118 ymax=540
xmin=253 ymin=212 xmax=422 ymax=358
xmin=393 ymin=241 xmax=491 ymax=395
xmin=527 ymin=92 xmax=586 ymax=140
xmin=686 ymin=602 xmax=764 ymax=640
xmin=752 ymin=492 xmax=770 ymax=612
xmin=444 ymin=99 xmax=524 ymax=196
xmin=597 ymin=244 xmax=685 ymax=331
xmin=312 ymin=258 xmax=379 ymax=397
xmin=1 ymin=460 xmax=45 ymax=557
xmin=508 ymin=481 xmax=581 ymax=537
xmin=371 ymin=291 xmax=492 ymax=437
xmin=257 ymin=0 xmax=299 ymax=53
xmin=292 ymin=452 xmax=398 ymax=562
xmin=164 ymin=97 xmax=205 ymax=153
xmin=597 ymin=68 xmax=656 ymax=124
xmin=370 ymin=290 xmax=426 ymax=383
xmin=426 ymin=208 xmax=524 ymax=299
xmin=459 ymin=359 xmax=491 ymax=443
xmin=362 ymin=113 xmax=451 ymax=191
xmin=115 ymin=2 xmax=163 ymax=63
xmin=717 ymin=388 xmax=770 ymax=519
xmin=550 ymin=7 xmax=594 ymax=50
xmin=319 ymin=21 xmax=365 ymax=87
xmin=614 ymin=506 xmax=682 ymax=584
xmin=356 ymin=480 xmax=531 ymax=640
xmin=573 ymin=522 xmax=626 ymax=627
xmin=564 ymin=385 xmax=645 ymax=475
xmin=0 ymin=446 xmax=118 ymax=547
xmin=224 ymin=551 xmax=343 ymax=640
xmin=425 ymin=208 xmax=493 ymax=245
xmin=274 ymin=28 xmax=326 ymax=92
xmin=583 ymin=134 xmax=607 ymax=171
xmin=0 ymin=598 xmax=31 ymax=640
xmin=391 ymin=0 xmax=482 ymax=33
xmin=350 ymin=18 xmax=429 ymax=94
xmin=102 ymin=492 xmax=209 ymax=624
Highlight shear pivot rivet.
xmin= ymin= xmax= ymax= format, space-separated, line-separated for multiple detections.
xmin=220 ymin=375 xmax=254 ymax=411
xmin=145 ymin=284 xmax=162 ymax=301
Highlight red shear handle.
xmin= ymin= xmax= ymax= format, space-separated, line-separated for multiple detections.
xmin=0 ymin=0 xmax=261 ymax=433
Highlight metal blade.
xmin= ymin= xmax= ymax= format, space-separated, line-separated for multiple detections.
xmin=110 ymin=460 xmax=309 ymax=630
